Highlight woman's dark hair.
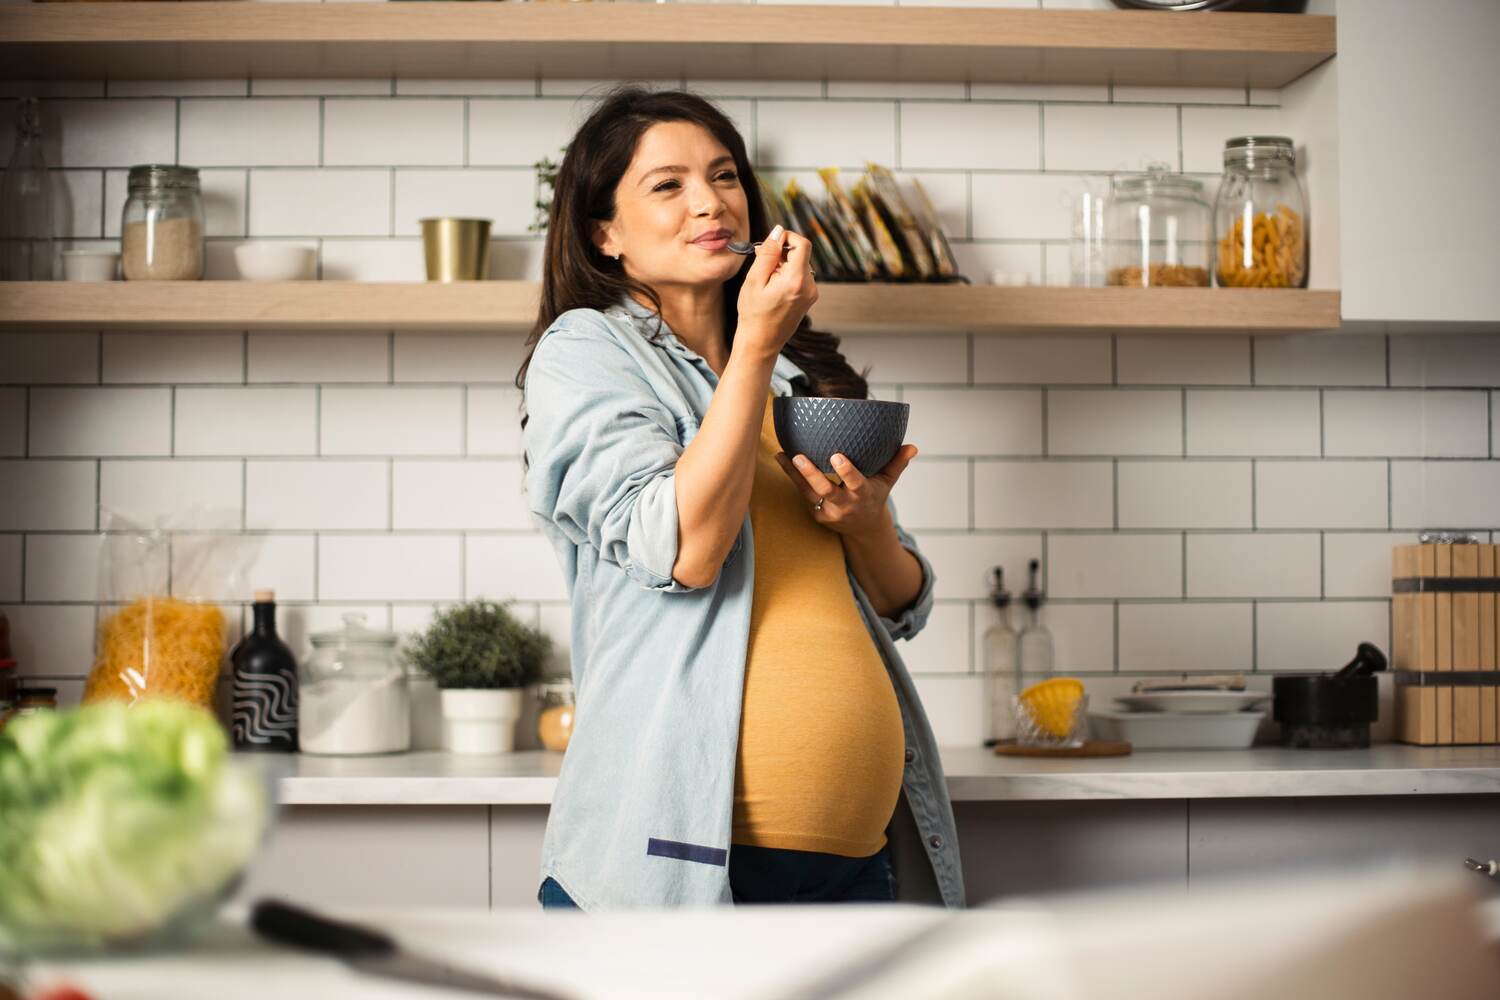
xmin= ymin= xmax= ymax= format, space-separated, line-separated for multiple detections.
xmin=514 ymin=86 xmax=869 ymax=436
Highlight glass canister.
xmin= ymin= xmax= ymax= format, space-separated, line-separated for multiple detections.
xmin=536 ymin=679 xmax=575 ymax=752
xmin=1213 ymin=135 xmax=1308 ymax=289
xmin=1105 ymin=163 xmax=1212 ymax=288
xmin=299 ymin=612 xmax=410 ymax=756
xmin=121 ymin=164 xmax=205 ymax=281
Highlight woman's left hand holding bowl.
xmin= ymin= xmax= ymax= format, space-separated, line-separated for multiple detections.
xmin=774 ymin=445 xmax=918 ymax=537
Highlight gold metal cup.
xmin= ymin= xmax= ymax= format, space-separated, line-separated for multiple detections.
xmin=420 ymin=217 xmax=492 ymax=282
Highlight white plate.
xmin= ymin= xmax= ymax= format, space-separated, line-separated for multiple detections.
xmin=1090 ymin=709 xmax=1265 ymax=750
xmin=1114 ymin=691 xmax=1269 ymax=714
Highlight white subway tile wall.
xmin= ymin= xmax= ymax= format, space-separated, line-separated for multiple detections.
xmin=7 ymin=69 xmax=1499 ymax=745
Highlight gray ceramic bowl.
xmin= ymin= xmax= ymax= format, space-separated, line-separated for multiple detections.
xmin=772 ymin=396 xmax=910 ymax=477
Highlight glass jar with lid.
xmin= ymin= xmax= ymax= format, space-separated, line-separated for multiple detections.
xmin=299 ymin=612 xmax=410 ymax=756
xmin=1105 ymin=162 xmax=1212 ymax=287
xmin=1213 ymin=135 xmax=1308 ymax=289
xmin=121 ymin=164 xmax=205 ymax=281
xmin=536 ymin=678 xmax=575 ymax=752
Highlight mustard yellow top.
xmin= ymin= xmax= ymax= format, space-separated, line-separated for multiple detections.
xmin=731 ymin=391 xmax=907 ymax=858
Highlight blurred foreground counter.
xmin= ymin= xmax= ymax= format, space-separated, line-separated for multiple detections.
xmin=28 ymin=866 xmax=1500 ymax=1000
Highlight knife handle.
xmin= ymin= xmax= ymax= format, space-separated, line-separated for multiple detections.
xmin=251 ymin=899 xmax=396 ymax=959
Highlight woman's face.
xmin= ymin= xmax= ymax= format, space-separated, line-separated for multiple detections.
xmin=593 ymin=120 xmax=750 ymax=291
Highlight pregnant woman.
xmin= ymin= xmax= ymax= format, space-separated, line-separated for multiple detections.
xmin=518 ymin=86 xmax=964 ymax=911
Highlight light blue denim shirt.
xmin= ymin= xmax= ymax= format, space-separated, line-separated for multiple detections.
xmin=521 ymin=293 xmax=965 ymax=912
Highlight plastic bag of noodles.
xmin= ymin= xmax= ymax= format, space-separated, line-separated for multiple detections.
xmin=83 ymin=509 xmax=260 ymax=712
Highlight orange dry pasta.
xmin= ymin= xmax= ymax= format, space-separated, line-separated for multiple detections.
xmin=83 ymin=597 xmax=227 ymax=709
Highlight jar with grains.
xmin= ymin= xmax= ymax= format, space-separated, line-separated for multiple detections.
xmin=1213 ymin=135 xmax=1308 ymax=289
xmin=121 ymin=164 xmax=204 ymax=280
xmin=1105 ymin=163 xmax=1212 ymax=288
xmin=536 ymin=678 xmax=575 ymax=752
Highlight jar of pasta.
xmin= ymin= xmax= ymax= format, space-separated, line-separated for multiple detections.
xmin=536 ymin=679 xmax=575 ymax=752
xmin=1213 ymin=135 xmax=1308 ymax=289
xmin=1105 ymin=163 xmax=1212 ymax=288
xmin=121 ymin=164 xmax=205 ymax=281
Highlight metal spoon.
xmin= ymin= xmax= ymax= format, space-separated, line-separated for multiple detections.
xmin=726 ymin=239 xmax=790 ymax=258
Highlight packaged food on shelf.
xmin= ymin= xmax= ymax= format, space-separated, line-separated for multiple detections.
xmin=81 ymin=513 xmax=258 ymax=713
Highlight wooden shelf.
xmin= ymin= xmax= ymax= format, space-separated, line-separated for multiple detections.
xmin=0 ymin=282 xmax=1342 ymax=334
xmin=0 ymin=4 xmax=1334 ymax=88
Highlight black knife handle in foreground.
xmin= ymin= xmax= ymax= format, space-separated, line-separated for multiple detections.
xmin=251 ymin=899 xmax=396 ymax=959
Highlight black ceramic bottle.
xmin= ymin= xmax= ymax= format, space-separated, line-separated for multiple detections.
xmin=231 ymin=589 xmax=299 ymax=752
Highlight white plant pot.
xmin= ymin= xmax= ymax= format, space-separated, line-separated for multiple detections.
xmin=440 ymin=688 xmax=524 ymax=755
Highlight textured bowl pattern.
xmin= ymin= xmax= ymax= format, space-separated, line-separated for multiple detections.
xmin=772 ymin=397 xmax=910 ymax=476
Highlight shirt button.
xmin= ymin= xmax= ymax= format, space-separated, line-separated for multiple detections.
xmin=928 ymin=834 xmax=943 ymax=850
xmin=904 ymin=748 xmax=916 ymax=764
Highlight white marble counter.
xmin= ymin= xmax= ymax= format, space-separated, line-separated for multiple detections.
xmin=273 ymin=744 xmax=1500 ymax=805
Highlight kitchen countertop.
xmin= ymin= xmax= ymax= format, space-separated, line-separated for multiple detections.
xmin=28 ymin=867 xmax=1500 ymax=999
xmin=272 ymin=744 xmax=1500 ymax=806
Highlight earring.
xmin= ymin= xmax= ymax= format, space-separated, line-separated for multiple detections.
xmin=612 ymin=254 xmax=621 ymax=261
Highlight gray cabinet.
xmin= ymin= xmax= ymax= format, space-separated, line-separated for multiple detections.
xmin=1334 ymin=0 xmax=1500 ymax=325
xmin=236 ymin=796 xmax=1500 ymax=910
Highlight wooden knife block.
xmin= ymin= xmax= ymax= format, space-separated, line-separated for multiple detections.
xmin=1392 ymin=543 xmax=1499 ymax=745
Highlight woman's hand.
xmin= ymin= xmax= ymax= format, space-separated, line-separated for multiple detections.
xmin=735 ymin=224 xmax=818 ymax=358
xmin=774 ymin=444 xmax=919 ymax=538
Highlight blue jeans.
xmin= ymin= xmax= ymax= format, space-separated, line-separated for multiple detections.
xmin=538 ymin=842 xmax=896 ymax=910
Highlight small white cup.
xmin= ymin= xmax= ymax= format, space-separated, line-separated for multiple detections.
xmin=61 ymin=250 xmax=120 ymax=282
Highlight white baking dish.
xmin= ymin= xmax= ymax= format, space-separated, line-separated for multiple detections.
xmin=1089 ymin=709 xmax=1264 ymax=750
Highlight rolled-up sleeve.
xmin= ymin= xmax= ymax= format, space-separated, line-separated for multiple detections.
xmin=523 ymin=318 xmax=702 ymax=594
xmin=878 ymin=497 xmax=936 ymax=642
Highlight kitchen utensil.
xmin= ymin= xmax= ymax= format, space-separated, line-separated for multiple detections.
xmin=61 ymin=250 xmax=119 ymax=281
xmin=249 ymin=899 xmax=576 ymax=1000
xmin=1017 ymin=677 xmax=1083 ymax=742
xmin=993 ymin=739 xmax=1131 ymax=757
xmin=233 ymin=242 xmax=316 ymax=281
xmin=1115 ymin=691 xmax=1270 ymax=714
xmin=420 ymin=216 xmax=490 ymax=282
xmin=1132 ymin=673 xmax=1246 ymax=692
xmin=771 ymin=396 xmax=909 ymax=477
xmin=1463 ymin=857 xmax=1499 ymax=878
xmin=1272 ymin=642 xmax=1386 ymax=749
xmin=1089 ymin=709 xmax=1263 ymax=750
xmin=1392 ymin=537 xmax=1498 ymax=746
xmin=725 ymin=238 xmax=792 ymax=259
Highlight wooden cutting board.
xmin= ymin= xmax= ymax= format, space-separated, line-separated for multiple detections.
xmin=992 ymin=739 xmax=1132 ymax=758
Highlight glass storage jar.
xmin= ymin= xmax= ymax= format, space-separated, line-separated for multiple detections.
xmin=121 ymin=164 xmax=204 ymax=281
xmin=1105 ymin=163 xmax=1212 ymax=287
xmin=1213 ymin=135 xmax=1308 ymax=289
xmin=536 ymin=679 xmax=575 ymax=752
xmin=299 ymin=612 xmax=410 ymax=756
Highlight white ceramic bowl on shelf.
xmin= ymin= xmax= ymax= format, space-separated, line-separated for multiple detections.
xmin=233 ymin=242 xmax=317 ymax=281
xmin=61 ymin=250 xmax=120 ymax=281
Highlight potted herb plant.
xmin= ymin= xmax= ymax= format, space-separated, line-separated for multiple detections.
xmin=405 ymin=600 xmax=552 ymax=754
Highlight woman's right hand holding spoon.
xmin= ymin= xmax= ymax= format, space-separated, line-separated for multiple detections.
xmin=735 ymin=224 xmax=818 ymax=359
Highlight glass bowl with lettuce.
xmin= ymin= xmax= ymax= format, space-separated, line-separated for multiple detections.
xmin=0 ymin=700 xmax=277 ymax=957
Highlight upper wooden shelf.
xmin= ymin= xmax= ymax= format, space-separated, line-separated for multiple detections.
xmin=0 ymin=282 xmax=1341 ymax=335
xmin=0 ymin=4 xmax=1335 ymax=88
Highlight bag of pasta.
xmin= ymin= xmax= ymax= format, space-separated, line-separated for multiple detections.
xmin=83 ymin=510 xmax=260 ymax=711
